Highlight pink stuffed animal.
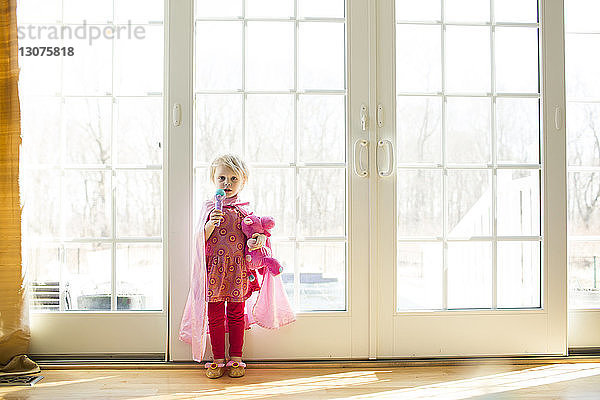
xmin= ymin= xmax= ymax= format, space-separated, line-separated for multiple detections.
xmin=241 ymin=214 xmax=283 ymax=276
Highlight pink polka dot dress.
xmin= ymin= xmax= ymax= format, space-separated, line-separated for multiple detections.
xmin=205 ymin=204 xmax=260 ymax=302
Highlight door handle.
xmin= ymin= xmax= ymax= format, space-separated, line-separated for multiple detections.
xmin=554 ymin=105 xmax=562 ymax=130
xmin=172 ymin=103 xmax=182 ymax=127
xmin=353 ymin=139 xmax=369 ymax=177
xmin=360 ymin=105 xmax=368 ymax=131
xmin=377 ymin=140 xmax=394 ymax=177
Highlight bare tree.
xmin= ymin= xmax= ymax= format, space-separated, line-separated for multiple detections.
xmin=568 ymin=104 xmax=600 ymax=234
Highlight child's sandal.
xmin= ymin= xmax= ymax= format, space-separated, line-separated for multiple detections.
xmin=226 ymin=360 xmax=246 ymax=378
xmin=205 ymin=362 xmax=226 ymax=379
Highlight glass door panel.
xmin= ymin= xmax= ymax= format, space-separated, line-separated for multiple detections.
xmin=192 ymin=1 xmax=347 ymax=314
xmin=395 ymin=0 xmax=541 ymax=313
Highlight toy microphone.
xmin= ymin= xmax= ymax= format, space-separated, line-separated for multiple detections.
xmin=214 ymin=189 xmax=225 ymax=227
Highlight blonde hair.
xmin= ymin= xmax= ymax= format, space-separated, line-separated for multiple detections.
xmin=209 ymin=153 xmax=249 ymax=184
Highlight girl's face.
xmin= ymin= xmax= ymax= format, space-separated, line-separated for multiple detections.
xmin=213 ymin=164 xmax=245 ymax=198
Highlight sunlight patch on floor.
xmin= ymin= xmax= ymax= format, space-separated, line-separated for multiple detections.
xmin=125 ymin=370 xmax=390 ymax=400
xmin=332 ymin=363 xmax=600 ymax=399
xmin=34 ymin=375 xmax=118 ymax=388
xmin=0 ymin=375 xmax=117 ymax=397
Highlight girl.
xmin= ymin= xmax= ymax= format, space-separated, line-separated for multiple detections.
xmin=179 ymin=154 xmax=295 ymax=379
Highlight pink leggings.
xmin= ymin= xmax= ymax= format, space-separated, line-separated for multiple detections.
xmin=207 ymin=301 xmax=245 ymax=359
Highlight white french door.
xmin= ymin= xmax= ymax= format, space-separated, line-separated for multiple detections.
xmin=19 ymin=0 xmax=576 ymax=359
xmin=374 ymin=0 xmax=568 ymax=356
xmin=168 ymin=0 xmax=372 ymax=360
xmin=19 ymin=0 xmax=168 ymax=355
xmin=169 ymin=0 xmax=569 ymax=361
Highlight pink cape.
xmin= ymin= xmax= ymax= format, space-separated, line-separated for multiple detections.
xmin=178 ymin=196 xmax=296 ymax=362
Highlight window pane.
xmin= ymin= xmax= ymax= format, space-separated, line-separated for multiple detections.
xmin=246 ymin=94 xmax=294 ymax=163
xmin=64 ymin=243 xmax=112 ymax=311
xmin=447 ymin=170 xmax=491 ymax=237
xmin=299 ymin=0 xmax=344 ymax=18
xmin=196 ymin=0 xmax=241 ymax=18
xmin=298 ymin=95 xmax=346 ymax=163
xmin=566 ymin=34 xmax=600 ymax=99
xmin=297 ymin=242 xmax=345 ymax=311
xmin=497 ymin=170 xmax=541 ymax=236
xmin=116 ymin=98 xmax=163 ymax=165
xmin=25 ymin=244 xmax=62 ymax=311
xmin=246 ymin=22 xmax=294 ymax=91
xmin=21 ymin=170 xmax=61 ymax=238
xmin=396 ymin=96 xmax=442 ymax=163
xmin=63 ymin=28 xmax=112 ymax=95
xmin=115 ymin=0 xmax=163 ymax=23
xmin=397 ymin=242 xmax=443 ymax=310
xmin=396 ymin=25 xmax=441 ymax=93
xmin=245 ymin=168 xmax=295 ymax=238
xmin=569 ymin=241 xmax=600 ymax=309
xmin=447 ymin=242 xmax=492 ymax=309
xmin=194 ymin=94 xmax=243 ymax=164
xmin=565 ymin=0 xmax=600 ymax=31
xmin=498 ymin=241 xmax=541 ymax=308
xmin=496 ymin=98 xmax=540 ymax=164
xmin=396 ymin=0 xmax=439 ymax=21
xmin=568 ymin=172 xmax=600 ymax=236
xmin=495 ymin=27 xmax=538 ymax=93
xmin=63 ymin=171 xmax=111 ymax=238
xmin=18 ymin=35 xmax=62 ymax=95
xmin=193 ymin=167 xmax=213 ymax=225
xmin=397 ymin=170 xmax=442 ymax=237
xmin=567 ymin=102 xmax=600 ymax=167
xmin=115 ymin=25 xmax=164 ymax=95
xmin=17 ymin=0 xmax=61 ymax=23
xmin=273 ymin=241 xmax=295 ymax=306
xmin=195 ymin=22 xmax=242 ymax=91
xmin=445 ymin=26 xmax=490 ymax=93
xmin=116 ymin=243 xmax=163 ymax=310
xmin=64 ymin=98 xmax=112 ymax=165
xmin=247 ymin=0 xmax=293 ymax=18
xmin=445 ymin=0 xmax=490 ymax=23
xmin=116 ymin=171 xmax=162 ymax=237
xmin=299 ymin=22 xmax=345 ymax=90
xmin=63 ymin=0 xmax=112 ymax=24
xmin=299 ymin=168 xmax=345 ymax=237
xmin=495 ymin=0 xmax=538 ymax=23
xmin=20 ymin=97 xmax=61 ymax=165
xmin=446 ymin=97 xmax=491 ymax=164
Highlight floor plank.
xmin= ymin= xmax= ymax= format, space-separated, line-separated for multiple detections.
xmin=2 ymin=362 xmax=600 ymax=399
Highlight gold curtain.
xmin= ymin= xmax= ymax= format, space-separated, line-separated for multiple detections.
xmin=0 ymin=0 xmax=28 ymax=364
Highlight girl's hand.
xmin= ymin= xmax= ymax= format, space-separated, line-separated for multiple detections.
xmin=207 ymin=209 xmax=224 ymax=226
xmin=249 ymin=233 xmax=266 ymax=250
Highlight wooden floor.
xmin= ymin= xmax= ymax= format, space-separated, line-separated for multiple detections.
xmin=2 ymin=360 xmax=600 ymax=399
